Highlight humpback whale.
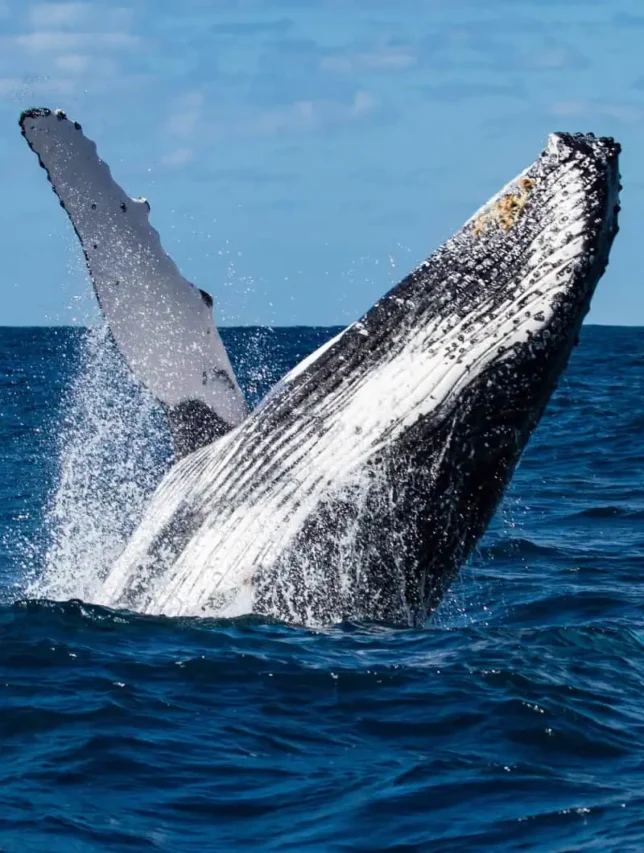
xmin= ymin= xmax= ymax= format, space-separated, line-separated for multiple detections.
xmin=20 ymin=108 xmax=621 ymax=625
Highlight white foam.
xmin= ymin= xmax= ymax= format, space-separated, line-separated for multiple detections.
xmin=27 ymin=326 xmax=170 ymax=603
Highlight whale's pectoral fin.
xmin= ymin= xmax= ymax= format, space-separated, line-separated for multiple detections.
xmin=20 ymin=107 xmax=248 ymax=459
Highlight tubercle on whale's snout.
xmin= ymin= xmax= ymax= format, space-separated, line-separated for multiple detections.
xmin=515 ymin=131 xmax=620 ymax=369
xmin=546 ymin=131 xmax=621 ymax=162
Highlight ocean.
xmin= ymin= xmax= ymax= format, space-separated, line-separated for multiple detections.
xmin=0 ymin=324 xmax=643 ymax=852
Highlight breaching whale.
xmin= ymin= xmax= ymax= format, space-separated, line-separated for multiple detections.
xmin=20 ymin=108 xmax=620 ymax=625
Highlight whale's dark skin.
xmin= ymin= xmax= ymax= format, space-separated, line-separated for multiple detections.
xmin=19 ymin=112 xmax=621 ymax=625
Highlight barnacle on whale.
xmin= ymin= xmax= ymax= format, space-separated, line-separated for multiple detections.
xmin=474 ymin=176 xmax=535 ymax=237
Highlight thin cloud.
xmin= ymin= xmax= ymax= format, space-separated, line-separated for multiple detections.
xmin=53 ymin=52 xmax=90 ymax=73
xmin=421 ymin=80 xmax=525 ymax=102
xmin=207 ymin=168 xmax=297 ymax=186
xmin=28 ymin=2 xmax=134 ymax=30
xmin=551 ymin=99 xmax=644 ymax=124
xmin=161 ymin=147 xmax=194 ymax=168
xmin=167 ymin=92 xmax=204 ymax=138
xmin=211 ymin=18 xmax=292 ymax=36
xmin=321 ymin=47 xmax=416 ymax=74
xmin=14 ymin=31 xmax=140 ymax=52
xmin=527 ymin=44 xmax=590 ymax=70
xmin=206 ymin=90 xmax=380 ymax=140
xmin=29 ymin=3 xmax=90 ymax=28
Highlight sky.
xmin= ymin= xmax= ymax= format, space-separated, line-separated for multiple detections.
xmin=1 ymin=0 xmax=643 ymax=327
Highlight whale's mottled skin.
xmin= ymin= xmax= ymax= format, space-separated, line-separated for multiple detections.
xmin=20 ymin=110 xmax=620 ymax=625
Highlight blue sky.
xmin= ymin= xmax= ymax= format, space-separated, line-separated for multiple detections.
xmin=1 ymin=0 xmax=643 ymax=326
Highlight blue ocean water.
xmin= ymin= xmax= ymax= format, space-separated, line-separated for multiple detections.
xmin=1 ymin=324 xmax=643 ymax=852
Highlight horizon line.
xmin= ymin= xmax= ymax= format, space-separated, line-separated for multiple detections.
xmin=0 ymin=322 xmax=642 ymax=331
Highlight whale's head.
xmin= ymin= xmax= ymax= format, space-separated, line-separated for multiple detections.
xmin=256 ymin=132 xmax=621 ymax=622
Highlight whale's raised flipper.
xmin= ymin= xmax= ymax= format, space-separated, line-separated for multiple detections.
xmin=20 ymin=107 xmax=248 ymax=458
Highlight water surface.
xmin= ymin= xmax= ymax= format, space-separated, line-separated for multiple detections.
xmin=1 ymin=325 xmax=642 ymax=852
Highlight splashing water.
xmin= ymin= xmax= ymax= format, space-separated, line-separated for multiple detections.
xmin=22 ymin=325 xmax=330 ymax=608
xmin=27 ymin=325 xmax=171 ymax=602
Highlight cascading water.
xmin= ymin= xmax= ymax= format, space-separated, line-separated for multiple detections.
xmin=27 ymin=325 xmax=171 ymax=603
xmin=24 ymin=324 xmax=311 ymax=608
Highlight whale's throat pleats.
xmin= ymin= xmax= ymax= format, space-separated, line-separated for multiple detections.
xmin=19 ymin=107 xmax=248 ymax=458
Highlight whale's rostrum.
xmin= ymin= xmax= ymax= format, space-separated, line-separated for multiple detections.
xmin=20 ymin=110 xmax=620 ymax=626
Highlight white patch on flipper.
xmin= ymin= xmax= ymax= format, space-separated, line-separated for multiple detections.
xmin=20 ymin=108 xmax=247 ymax=428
